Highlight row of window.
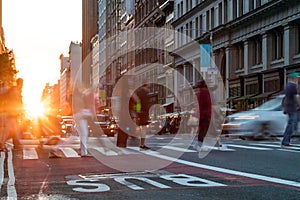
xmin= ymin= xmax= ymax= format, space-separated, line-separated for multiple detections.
xmin=175 ymin=0 xmax=269 ymax=47
xmin=176 ymin=0 xmax=264 ymax=20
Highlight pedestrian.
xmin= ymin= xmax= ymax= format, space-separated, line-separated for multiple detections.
xmin=73 ymin=88 xmax=93 ymax=157
xmin=131 ymin=84 xmax=151 ymax=150
xmin=194 ymin=80 xmax=212 ymax=150
xmin=6 ymin=85 xmax=23 ymax=149
xmin=281 ymin=72 xmax=300 ymax=147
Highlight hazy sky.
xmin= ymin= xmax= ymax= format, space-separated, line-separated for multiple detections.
xmin=2 ymin=0 xmax=82 ymax=109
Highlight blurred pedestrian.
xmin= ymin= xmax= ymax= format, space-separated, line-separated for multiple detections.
xmin=282 ymin=72 xmax=300 ymax=147
xmin=6 ymin=85 xmax=23 ymax=149
xmin=194 ymin=81 xmax=212 ymax=150
xmin=132 ymin=84 xmax=151 ymax=150
xmin=73 ymin=88 xmax=93 ymax=157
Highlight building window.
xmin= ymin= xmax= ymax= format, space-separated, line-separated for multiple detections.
xmin=199 ymin=15 xmax=203 ymax=35
xmin=181 ymin=1 xmax=183 ymax=17
xmin=296 ymin=26 xmax=300 ymax=54
xmin=272 ymin=29 xmax=283 ymax=60
xmin=252 ymin=36 xmax=262 ymax=65
xmin=238 ymin=0 xmax=244 ymax=16
xmin=256 ymin=0 xmax=261 ymax=7
xmin=235 ymin=43 xmax=244 ymax=70
xmin=249 ymin=0 xmax=254 ymax=11
xmin=211 ymin=7 xmax=215 ymax=28
xmin=189 ymin=21 xmax=193 ymax=39
xmin=233 ymin=0 xmax=237 ymax=20
xmin=218 ymin=2 xmax=223 ymax=25
xmin=264 ymin=79 xmax=279 ymax=92
xmin=206 ymin=10 xmax=210 ymax=31
xmin=185 ymin=0 xmax=188 ymax=13
xmin=195 ymin=17 xmax=199 ymax=37
xmin=177 ymin=3 xmax=180 ymax=17
xmin=246 ymin=83 xmax=258 ymax=95
xmin=224 ymin=0 xmax=228 ymax=23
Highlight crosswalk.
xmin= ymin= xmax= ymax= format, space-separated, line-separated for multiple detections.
xmin=3 ymin=136 xmax=300 ymax=160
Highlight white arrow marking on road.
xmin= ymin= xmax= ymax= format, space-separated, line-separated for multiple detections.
xmin=23 ymin=148 xmax=38 ymax=159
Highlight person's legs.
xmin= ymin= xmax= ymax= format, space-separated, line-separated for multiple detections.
xmin=78 ymin=119 xmax=89 ymax=156
xmin=139 ymin=126 xmax=149 ymax=149
xmin=198 ymin=119 xmax=210 ymax=142
xmin=282 ymin=112 xmax=298 ymax=145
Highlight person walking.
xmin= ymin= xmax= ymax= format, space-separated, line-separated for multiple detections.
xmin=194 ymin=80 xmax=212 ymax=150
xmin=282 ymin=72 xmax=300 ymax=147
xmin=73 ymin=88 xmax=93 ymax=157
xmin=132 ymin=84 xmax=151 ymax=150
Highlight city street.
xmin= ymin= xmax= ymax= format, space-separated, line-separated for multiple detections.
xmin=1 ymin=133 xmax=300 ymax=199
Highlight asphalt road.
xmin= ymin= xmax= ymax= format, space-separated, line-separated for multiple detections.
xmin=1 ymin=134 xmax=300 ymax=199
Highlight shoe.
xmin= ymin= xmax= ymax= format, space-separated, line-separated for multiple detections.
xmin=140 ymin=145 xmax=150 ymax=150
xmin=281 ymin=144 xmax=293 ymax=147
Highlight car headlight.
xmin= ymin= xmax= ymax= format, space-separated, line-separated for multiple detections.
xmin=110 ymin=124 xmax=116 ymax=129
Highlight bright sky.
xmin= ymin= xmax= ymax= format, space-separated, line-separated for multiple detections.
xmin=2 ymin=0 xmax=82 ymax=113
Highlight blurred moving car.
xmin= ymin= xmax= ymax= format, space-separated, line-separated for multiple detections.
xmin=94 ymin=114 xmax=117 ymax=137
xmin=222 ymin=95 xmax=299 ymax=139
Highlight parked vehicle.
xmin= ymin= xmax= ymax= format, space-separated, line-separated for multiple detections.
xmin=94 ymin=114 xmax=117 ymax=137
xmin=60 ymin=116 xmax=76 ymax=137
xmin=222 ymin=95 xmax=299 ymax=139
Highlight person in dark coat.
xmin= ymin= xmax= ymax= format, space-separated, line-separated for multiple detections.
xmin=131 ymin=84 xmax=151 ymax=150
xmin=282 ymin=72 xmax=299 ymax=147
xmin=194 ymin=81 xmax=212 ymax=149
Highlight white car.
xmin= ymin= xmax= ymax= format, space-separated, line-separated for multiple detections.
xmin=222 ymin=95 xmax=300 ymax=139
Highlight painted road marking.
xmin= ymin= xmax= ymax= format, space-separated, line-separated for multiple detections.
xmin=141 ymin=151 xmax=300 ymax=188
xmin=7 ymin=151 xmax=17 ymax=199
xmin=0 ymin=152 xmax=5 ymax=191
xmin=158 ymin=146 xmax=197 ymax=153
xmin=23 ymin=148 xmax=38 ymax=160
xmin=59 ymin=147 xmax=80 ymax=158
xmin=227 ymin=144 xmax=272 ymax=150
xmin=66 ymin=172 xmax=226 ymax=192
xmin=249 ymin=143 xmax=280 ymax=148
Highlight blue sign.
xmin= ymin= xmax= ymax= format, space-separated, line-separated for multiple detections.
xmin=200 ymin=44 xmax=211 ymax=68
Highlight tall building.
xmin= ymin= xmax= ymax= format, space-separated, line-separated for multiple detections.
xmin=134 ymin=0 xmax=173 ymax=114
xmin=59 ymin=54 xmax=70 ymax=115
xmin=82 ymin=0 xmax=98 ymax=88
xmin=0 ymin=0 xmax=5 ymax=53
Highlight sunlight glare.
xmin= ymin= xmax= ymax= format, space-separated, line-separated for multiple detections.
xmin=25 ymin=101 xmax=45 ymax=119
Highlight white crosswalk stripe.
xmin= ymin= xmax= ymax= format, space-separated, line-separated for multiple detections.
xmin=227 ymin=144 xmax=272 ymax=150
xmin=23 ymin=148 xmax=38 ymax=160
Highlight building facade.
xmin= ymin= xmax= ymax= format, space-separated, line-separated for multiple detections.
xmin=82 ymin=0 xmax=98 ymax=88
xmin=173 ymin=0 xmax=300 ymax=111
